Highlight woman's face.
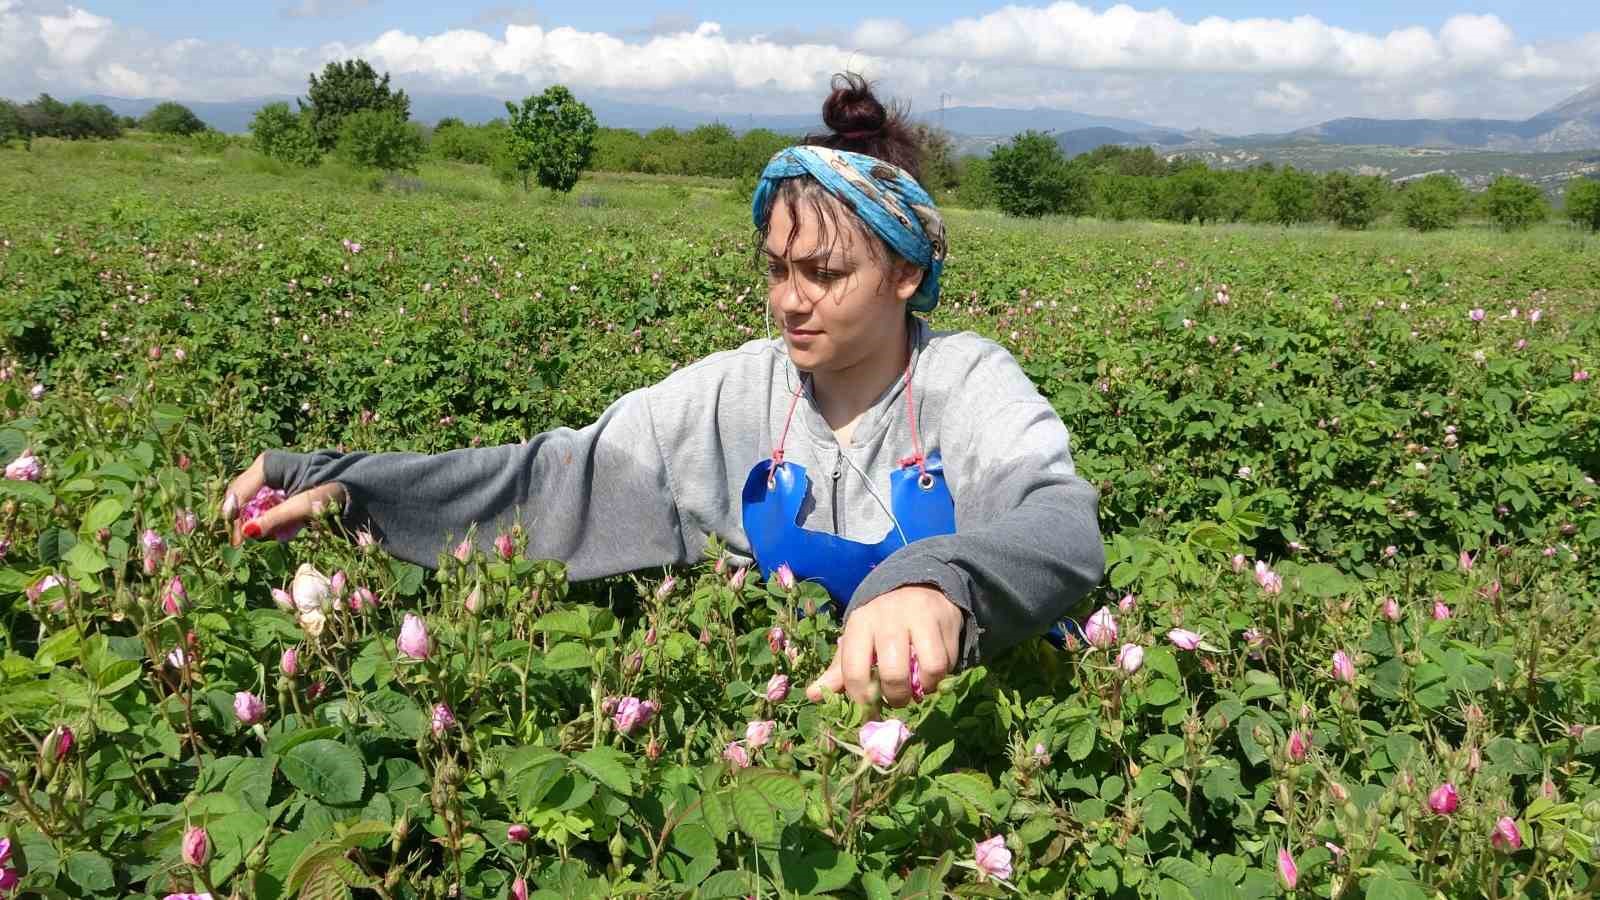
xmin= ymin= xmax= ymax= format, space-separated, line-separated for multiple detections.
xmin=764 ymin=197 xmax=923 ymax=375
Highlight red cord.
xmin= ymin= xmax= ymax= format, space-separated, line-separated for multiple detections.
xmin=772 ymin=330 xmax=924 ymax=477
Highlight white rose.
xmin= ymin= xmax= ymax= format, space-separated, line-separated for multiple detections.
xmin=298 ymin=608 xmax=326 ymax=639
xmin=292 ymin=563 xmax=332 ymax=613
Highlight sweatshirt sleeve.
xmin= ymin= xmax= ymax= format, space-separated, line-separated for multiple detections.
xmin=845 ymin=343 xmax=1105 ymax=669
xmin=261 ymin=385 xmax=691 ymax=577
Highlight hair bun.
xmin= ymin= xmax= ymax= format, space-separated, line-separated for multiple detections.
xmin=804 ymin=71 xmax=923 ymax=180
xmin=821 ymin=72 xmax=888 ymax=138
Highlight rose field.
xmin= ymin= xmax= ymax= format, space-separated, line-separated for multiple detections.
xmin=0 ymin=136 xmax=1598 ymax=899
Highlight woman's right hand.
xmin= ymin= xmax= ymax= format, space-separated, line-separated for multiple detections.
xmin=223 ymin=452 xmax=348 ymax=547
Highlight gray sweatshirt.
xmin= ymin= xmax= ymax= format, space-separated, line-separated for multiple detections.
xmin=264 ymin=314 xmax=1105 ymax=667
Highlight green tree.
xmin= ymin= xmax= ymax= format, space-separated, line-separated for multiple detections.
xmin=1565 ymin=178 xmax=1600 ymax=232
xmin=299 ymin=58 xmax=411 ymax=151
xmin=140 ymin=101 xmax=208 ymax=136
xmin=910 ymin=122 xmax=959 ymax=199
xmin=433 ymin=116 xmax=465 ymax=131
xmin=1318 ymin=171 xmax=1386 ymax=229
xmin=952 ymin=156 xmax=997 ymax=209
xmin=504 ymin=85 xmax=598 ymax=193
xmin=1255 ymin=166 xmax=1318 ymax=225
xmin=250 ymin=102 xmax=322 ymax=166
xmin=1483 ymin=176 xmax=1547 ymax=231
xmin=0 ymin=99 xmax=26 ymax=148
xmin=336 ymin=109 xmax=425 ymax=172
xmin=1398 ymin=173 xmax=1468 ymax=232
xmin=989 ymin=131 xmax=1088 ymax=218
xmin=1157 ymin=163 xmax=1225 ymax=224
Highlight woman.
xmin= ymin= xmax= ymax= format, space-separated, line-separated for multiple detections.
xmin=223 ymin=74 xmax=1105 ymax=709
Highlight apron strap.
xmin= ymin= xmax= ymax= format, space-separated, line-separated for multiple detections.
xmin=771 ymin=326 xmax=926 ymax=483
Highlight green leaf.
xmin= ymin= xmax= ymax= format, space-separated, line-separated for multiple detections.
xmin=0 ymin=479 xmax=53 ymax=506
xmin=94 ymin=658 xmax=142 ymax=696
xmin=63 ymin=540 xmax=109 ymax=576
xmin=65 ymin=850 xmax=115 ymax=893
xmin=934 ymin=772 xmax=997 ymax=820
xmin=572 ymin=746 xmax=633 ymax=795
xmin=730 ymin=769 xmax=805 ymax=844
xmin=281 ymin=739 xmax=367 ymax=804
xmin=364 ymin=690 xmax=425 ymax=740
xmin=1067 ymin=716 xmax=1097 ymax=761
xmin=918 ymin=740 xmax=956 ymax=776
xmin=81 ymin=497 xmax=124 ymax=533
xmin=1362 ymin=872 xmax=1429 ymax=900
xmin=1141 ymin=678 xmax=1182 ymax=706
xmin=541 ymin=641 xmax=593 ymax=671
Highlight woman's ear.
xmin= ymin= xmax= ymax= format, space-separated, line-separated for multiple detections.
xmin=893 ymin=258 xmax=923 ymax=302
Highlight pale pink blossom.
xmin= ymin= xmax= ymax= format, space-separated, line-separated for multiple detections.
xmin=1382 ymin=597 xmax=1401 ymax=622
xmin=858 ymin=719 xmax=912 ymax=767
xmin=281 ymin=647 xmax=299 ymax=677
xmin=233 ymin=691 xmax=266 ymax=725
xmin=612 ymin=697 xmax=659 ymax=735
xmin=4 ymin=451 xmax=41 ymax=481
xmin=973 ymin=834 xmax=1013 ymax=881
xmin=1084 ymin=606 xmax=1118 ymax=649
xmin=775 ymin=563 xmax=795 ymax=590
xmin=744 ymin=720 xmax=775 ymax=748
xmin=722 ymin=741 xmax=751 ymax=768
xmin=431 ymin=703 xmax=456 ymax=736
xmin=1117 ymin=643 xmax=1143 ymax=675
xmin=1433 ymin=599 xmax=1452 ymax=621
xmin=1331 ymin=650 xmax=1356 ymax=683
xmin=396 ymin=614 xmax=432 ymax=659
xmin=1167 ymin=629 xmax=1203 ymax=651
xmin=765 ymin=673 xmax=790 ymax=702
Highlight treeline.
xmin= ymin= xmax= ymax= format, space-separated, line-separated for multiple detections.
xmin=968 ymin=133 xmax=1595 ymax=232
xmin=0 ymin=95 xmax=215 ymax=148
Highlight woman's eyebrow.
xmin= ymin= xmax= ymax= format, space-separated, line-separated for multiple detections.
xmin=762 ymin=246 xmax=847 ymax=263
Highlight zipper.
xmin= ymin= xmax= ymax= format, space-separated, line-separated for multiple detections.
xmin=830 ymin=456 xmax=843 ymax=535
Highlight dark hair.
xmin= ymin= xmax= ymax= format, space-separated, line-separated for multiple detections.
xmin=803 ymin=72 xmax=922 ymax=181
xmin=753 ymin=72 xmax=924 ymax=294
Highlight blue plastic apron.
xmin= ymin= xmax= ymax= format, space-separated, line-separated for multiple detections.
xmin=739 ymin=355 xmax=1083 ymax=649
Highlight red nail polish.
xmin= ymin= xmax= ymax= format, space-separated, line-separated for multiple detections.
xmin=242 ymin=521 xmax=262 ymax=539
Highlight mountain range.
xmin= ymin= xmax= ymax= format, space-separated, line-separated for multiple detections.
xmin=73 ymin=81 xmax=1600 ymax=160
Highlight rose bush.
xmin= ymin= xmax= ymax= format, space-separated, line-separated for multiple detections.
xmin=0 ymin=141 xmax=1597 ymax=897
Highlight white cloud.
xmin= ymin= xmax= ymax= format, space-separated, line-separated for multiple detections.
xmin=35 ymin=5 xmax=110 ymax=65
xmin=1254 ymin=81 xmax=1310 ymax=113
xmin=0 ymin=0 xmax=1597 ymax=133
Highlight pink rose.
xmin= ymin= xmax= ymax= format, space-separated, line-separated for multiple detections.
xmin=722 ymin=741 xmax=751 ymax=768
xmin=973 ymin=834 xmax=1013 ymax=881
xmin=858 ymin=719 xmax=912 ymax=767
xmin=1167 ymin=629 xmax=1203 ymax=651
xmin=744 ymin=720 xmax=775 ymax=749
xmin=233 ymin=691 xmax=266 ymax=725
xmin=1428 ymin=782 xmax=1459 ymax=816
xmin=765 ymin=673 xmax=790 ymax=702
xmin=397 ymin=614 xmax=432 ymax=659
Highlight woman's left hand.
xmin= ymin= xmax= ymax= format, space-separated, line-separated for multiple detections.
xmin=806 ymin=584 xmax=962 ymax=707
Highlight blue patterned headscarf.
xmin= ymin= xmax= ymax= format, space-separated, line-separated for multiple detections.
xmin=752 ymin=146 xmax=948 ymax=314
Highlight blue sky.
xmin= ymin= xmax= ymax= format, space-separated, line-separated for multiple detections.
xmin=83 ymin=1 xmax=1594 ymax=46
xmin=5 ymin=1 xmax=1598 ymax=132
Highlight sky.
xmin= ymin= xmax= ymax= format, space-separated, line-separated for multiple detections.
xmin=3 ymin=0 xmax=1598 ymax=134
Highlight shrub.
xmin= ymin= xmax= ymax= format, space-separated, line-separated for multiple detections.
xmin=1563 ymin=178 xmax=1600 ymax=232
xmin=250 ymin=102 xmax=323 ymax=167
xmin=990 ymin=131 xmax=1089 ymax=218
xmin=1483 ymin=176 xmax=1548 ymax=231
xmin=505 ymin=85 xmax=599 ymax=193
xmin=140 ymin=101 xmax=208 ymax=136
xmin=1318 ymin=171 xmax=1386 ymax=229
xmin=336 ymin=109 xmax=426 ymax=173
xmin=1399 ymin=173 xmax=1469 ymax=232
